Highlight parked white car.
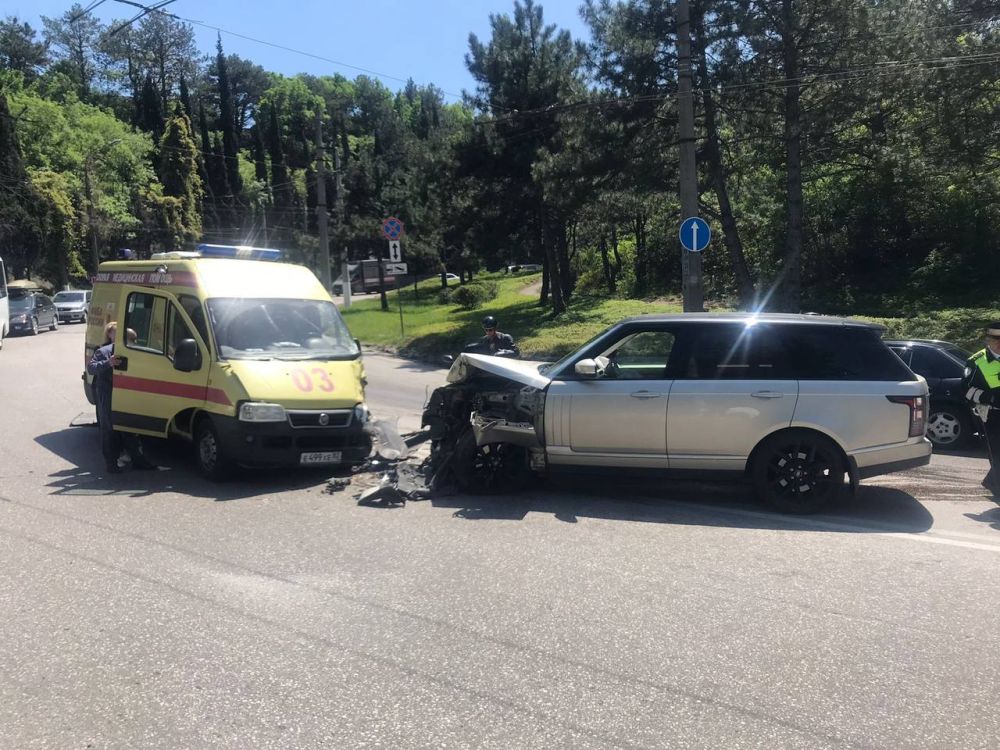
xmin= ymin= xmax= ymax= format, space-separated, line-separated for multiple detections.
xmin=53 ymin=290 xmax=92 ymax=323
xmin=423 ymin=313 xmax=931 ymax=513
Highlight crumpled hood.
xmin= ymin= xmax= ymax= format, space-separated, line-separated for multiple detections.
xmin=446 ymin=353 xmax=551 ymax=389
xmin=223 ymin=358 xmax=365 ymax=408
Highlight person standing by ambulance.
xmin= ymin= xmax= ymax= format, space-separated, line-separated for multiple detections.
xmin=963 ymin=321 xmax=1000 ymax=496
xmin=87 ymin=322 xmax=155 ymax=473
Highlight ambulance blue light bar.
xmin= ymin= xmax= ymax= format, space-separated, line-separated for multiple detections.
xmin=196 ymin=244 xmax=283 ymax=261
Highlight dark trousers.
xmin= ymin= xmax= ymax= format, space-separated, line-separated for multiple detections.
xmin=984 ymin=416 xmax=1000 ymax=495
xmin=99 ymin=420 xmax=144 ymax=468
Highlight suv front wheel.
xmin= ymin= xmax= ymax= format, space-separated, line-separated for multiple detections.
xmin=752 ymin=430 xmax=845 ymax=514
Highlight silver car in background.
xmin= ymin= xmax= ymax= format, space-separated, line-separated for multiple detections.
xmin=423 ymin=313 xmax=932 ymax=513
xmin=53 ymin=290 xmax=91 ymax=323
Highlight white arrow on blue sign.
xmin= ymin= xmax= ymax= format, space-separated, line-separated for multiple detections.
xmin=679 ymin=216 xmax=711 ymax=252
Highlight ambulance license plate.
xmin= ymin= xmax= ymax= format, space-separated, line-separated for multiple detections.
xmin=300 ymin=451 xmax=342 ymax=465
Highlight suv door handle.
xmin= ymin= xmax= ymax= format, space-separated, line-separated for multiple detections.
xmin=630 ymin=390 xmax=663 ymax=399
xmin=751 ymin=390 xmax=784 ymax=399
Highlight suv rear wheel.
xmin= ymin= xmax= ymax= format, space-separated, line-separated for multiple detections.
xmin=752 ymin=430 xmax=845 ymax=514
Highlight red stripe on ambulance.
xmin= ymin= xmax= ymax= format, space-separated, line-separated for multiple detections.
xmin=114 ymin=374 xmax=232 ymax=406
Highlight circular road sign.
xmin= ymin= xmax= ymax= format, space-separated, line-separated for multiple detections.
xmin=382 ymin=217 xmax=404 ymax=241
xmin=679 ymin=216 xmax=711 ymax=252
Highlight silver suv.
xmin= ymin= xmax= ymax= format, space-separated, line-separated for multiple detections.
xmin=423 ymin=313 xmax=931 ymax=513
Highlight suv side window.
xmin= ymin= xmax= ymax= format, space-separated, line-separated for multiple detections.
xmin=125 ymin=292 xmax=167 ymax=354
xmin=605 ymin=331 xmax=676 ymax=380
xmin=783 ymin=326 xmax=914 ymax=380
xmin=677 ymin=324 xmax=789 ymax=379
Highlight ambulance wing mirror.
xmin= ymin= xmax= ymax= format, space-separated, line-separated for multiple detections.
xmin=173 ymin=339 xmax=202 ymax=372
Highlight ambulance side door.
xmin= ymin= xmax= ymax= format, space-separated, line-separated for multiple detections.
xmin=111 ymin=286 xmax=211 ymax=437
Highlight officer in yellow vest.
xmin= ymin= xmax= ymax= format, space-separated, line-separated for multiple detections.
xmin=963 ymin=321 xmax=1000 ymax=496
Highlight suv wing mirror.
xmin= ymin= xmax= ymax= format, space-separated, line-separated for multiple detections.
xmin=575 ymin=356 xmax=609 ymax=378
xmin=173 ymin=338 xmax=202 ymax=372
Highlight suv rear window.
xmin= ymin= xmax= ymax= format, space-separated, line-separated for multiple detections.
xmin=782 ymin=326 xmax=915 ymax=381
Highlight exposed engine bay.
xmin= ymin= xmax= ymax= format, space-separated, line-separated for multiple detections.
xmin=422 ymin=354 xmax=549 ymax=492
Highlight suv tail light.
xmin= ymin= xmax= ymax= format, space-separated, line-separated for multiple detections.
xmin=887 ymin=395 xmax=927 ymax=437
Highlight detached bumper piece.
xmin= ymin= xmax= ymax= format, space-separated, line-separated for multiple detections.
xmin=213 ymin=414 xmax=372 ymax=468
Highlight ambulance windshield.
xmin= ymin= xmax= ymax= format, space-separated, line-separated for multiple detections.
xmin=206 ymin=298 xmax=360 ymax=360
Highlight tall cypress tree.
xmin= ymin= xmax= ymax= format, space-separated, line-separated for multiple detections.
xmin=136 ymin=74 xmax=164 ymax=143
xmin=267 ymin=105 xmax=290 ymax=208
xmin=158 ymin=104 xmax=203 ymax=247
xmin=251 ymin=123 xmax=268 ymax=184
xmin=178 ymin=76 xmax=192 ymax=120
xmin=196 ymin=103 xmax=217 ymax=227
xmin=0 ymin=92 xmax=38 ymax=277
xmin=215 ymin=35 xmax=242 ymax=197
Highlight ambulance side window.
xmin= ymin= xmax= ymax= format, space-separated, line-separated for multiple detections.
xmin=124 ymin=292 xmax=166 ymax=354
xmin=178 ymin=294 xmax=209 ymax=345
xmin=166 ymin=305 xmax=195 ymax=361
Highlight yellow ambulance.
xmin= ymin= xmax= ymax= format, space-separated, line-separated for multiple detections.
xmin=83 ymin=245 xmax=371 ymax=479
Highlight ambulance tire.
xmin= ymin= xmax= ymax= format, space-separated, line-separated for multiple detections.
xmin=195 ymin=417 xmax=232 ymax=481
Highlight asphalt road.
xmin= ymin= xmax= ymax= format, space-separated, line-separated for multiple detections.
xmin=2 ymin=324 xmax=999 ymax=749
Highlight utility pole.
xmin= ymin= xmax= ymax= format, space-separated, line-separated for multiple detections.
xmin=83 ymin=162 xmax=100 ymax=275
xmin=333 ymin=131 xmax=351 ymax=309
xmin=677 ymin=0 xmax=704 ymax=312
xmin=314 ymin=112 xmax=331 ymax=292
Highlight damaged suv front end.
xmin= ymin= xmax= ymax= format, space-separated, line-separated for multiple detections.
xmin=422 ymin=354 xmax=550 ymax=492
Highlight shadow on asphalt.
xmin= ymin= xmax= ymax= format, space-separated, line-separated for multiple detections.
xmin=431 ymin=475 xmax=935 ymax=534
xmin=34 ymin=424 xmax=342 ymax=501
xmin=963 ymin=505 xmax=1000 ymax=531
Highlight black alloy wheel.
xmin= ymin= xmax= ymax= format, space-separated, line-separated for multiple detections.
xmin=753 ymin=431 xmax=845 ymax=514
xmin=452 ymin=429 xmax=530 ymax=494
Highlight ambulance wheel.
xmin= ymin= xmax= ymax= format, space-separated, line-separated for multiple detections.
xmin=195 ymin=417 xmax=232 ymax=481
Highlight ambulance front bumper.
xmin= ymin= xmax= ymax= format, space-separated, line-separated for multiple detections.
xmin=213 ymin=412 xmax=373 ymax=467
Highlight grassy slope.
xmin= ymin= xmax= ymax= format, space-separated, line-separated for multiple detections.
xmin=342 ymin=273 xmax=999 ymax=359
xmin=341 ymin=273 xmax=687 ymax=360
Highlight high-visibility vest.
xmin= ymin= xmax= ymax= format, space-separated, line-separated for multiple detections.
xmin=971 ymin=349 xmax=1000 ymax=389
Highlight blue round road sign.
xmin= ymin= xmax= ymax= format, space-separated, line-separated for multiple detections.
xmin=382 ymin=217 xmax=404 ymax=241
xmin=679 ymin=216 xmax=711 ymax=252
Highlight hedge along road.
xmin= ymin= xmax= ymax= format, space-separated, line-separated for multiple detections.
xmin=3 ymin=324 xmax=1000 ymax=749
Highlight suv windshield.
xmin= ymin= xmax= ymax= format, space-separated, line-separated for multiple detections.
xmin=206 ymin=298 xmax=359 ymax=361
xmin=54 ymin=292 xmax=85 ymax=303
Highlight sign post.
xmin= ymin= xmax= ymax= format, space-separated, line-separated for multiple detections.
xmin=381 ymin=217 xmax=405 ymax=332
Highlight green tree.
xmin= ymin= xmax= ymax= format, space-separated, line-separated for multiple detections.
xmin=0 ymin=17 xmax=48 ymax=81
xmin=41 ymin=4 xmax=102 ymax=99
xmin=464 ymin=0 xmax=585 ymax=312
xmin=215 ymin=36 xmax=242 ymax=197
xmin=158 ymin=105 xmax=203 ymax=247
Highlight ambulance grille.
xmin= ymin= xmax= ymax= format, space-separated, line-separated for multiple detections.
xmin=287 ymin=410 xmax=352 ymax=428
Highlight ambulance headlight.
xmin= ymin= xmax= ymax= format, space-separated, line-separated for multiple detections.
xmin=352 ymin=403 xmax=369 ymax=424
xmin=238 ymin=402 xmax=287 ymax=422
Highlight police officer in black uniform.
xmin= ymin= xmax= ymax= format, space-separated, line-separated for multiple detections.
xmin=475 ymin=315 xmax=520 ymax=358
xmin=962 ymin=321 xmax=1000 ymax=496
